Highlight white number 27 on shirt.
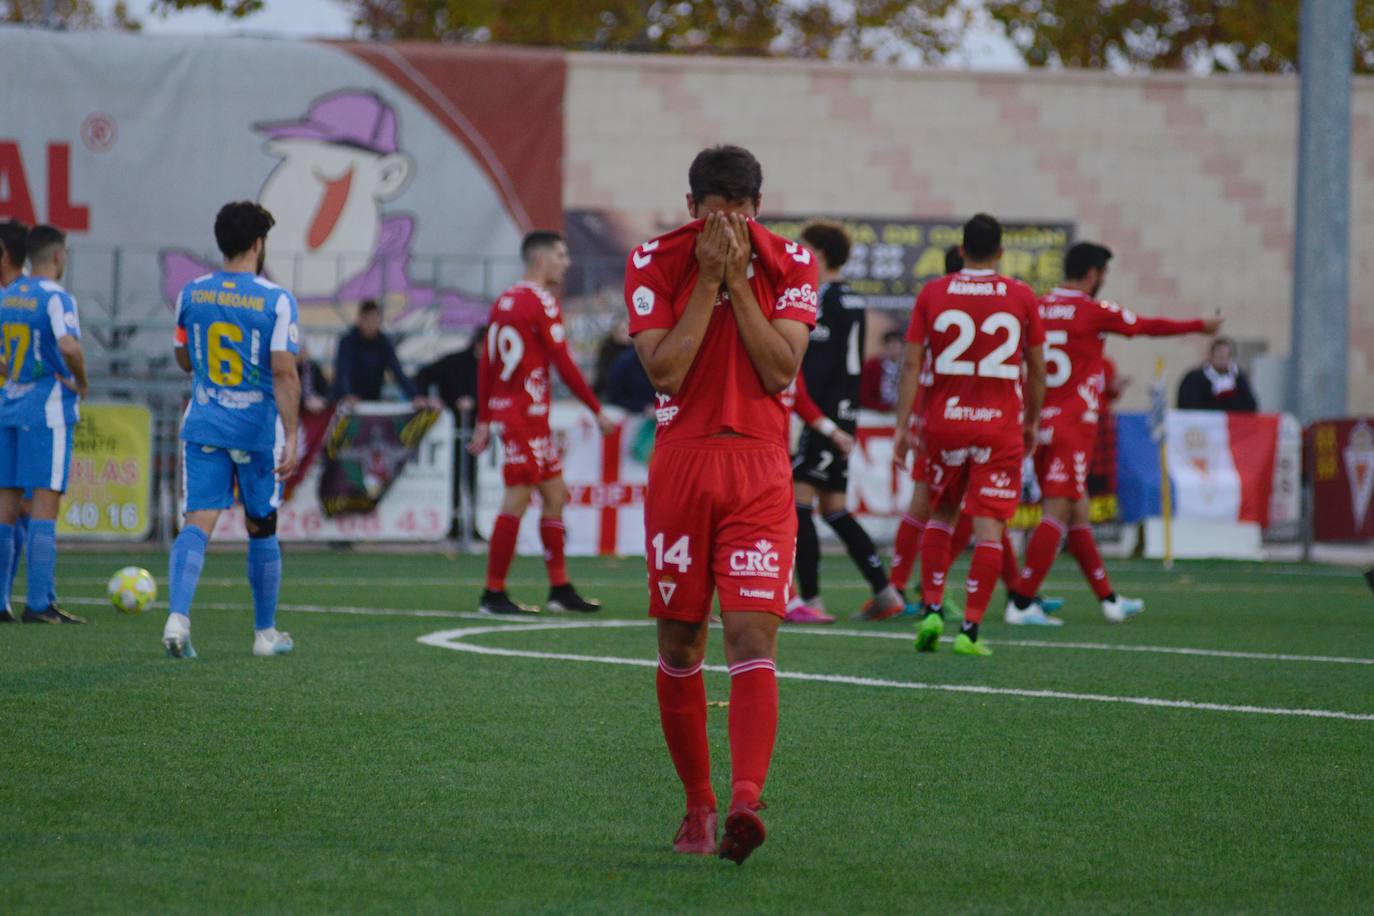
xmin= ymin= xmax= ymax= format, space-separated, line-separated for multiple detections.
xmin=932 ymin=310 xmax=1022 ymax=379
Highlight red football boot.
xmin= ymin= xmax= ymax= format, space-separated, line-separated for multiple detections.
xmin=719 ymin=801 xmax=767 ymax=865
xmin=672 ymin=807 xmax=718 ymax=856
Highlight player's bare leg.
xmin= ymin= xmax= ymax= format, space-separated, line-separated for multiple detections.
xmin=163 ymin=508 xmax=219 ymax=656
xmin=657 ymin=618 xmax=717 ymax=855
xmin=786 ymin=481 xmax=835 ymax=624
xmin=479 ymin=484 xmax=539 ymax=615
xmin=536 ymin=475 xmax=600 ymax=613
xmin=719 ymin=611 xmax=779 ymax=864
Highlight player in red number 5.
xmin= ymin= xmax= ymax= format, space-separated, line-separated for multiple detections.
xmin=893 ymin=213 xmax=1046 ymax=657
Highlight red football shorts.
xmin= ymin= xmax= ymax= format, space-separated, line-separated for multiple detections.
xmin=1034 ymin=423 xmax=1094 ymax=501
xmin=497 ymin=421 xmax=562 ymax=486
xmin=923 ymin=430 xmax=1023 ymax=520
xmin=644 ymin=440 xmax=795 ymax=622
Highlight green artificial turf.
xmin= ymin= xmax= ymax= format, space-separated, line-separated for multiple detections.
xmin=2 ymin=549 xmax=1372 ymax=914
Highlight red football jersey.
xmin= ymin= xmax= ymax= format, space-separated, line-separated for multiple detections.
xmin=478 ymin=281 xmax=600 ymax=427
xmin=1039 ymin=287 xmax=1205 ymax=430
xmin=907 ymin=268 xmax=1045 ymax=443
xmin=623 ymin=218 xmax=819 ymax=447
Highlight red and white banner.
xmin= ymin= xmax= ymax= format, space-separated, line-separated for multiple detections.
xmin=1165 ymin=411 xmax=1299 ymax=527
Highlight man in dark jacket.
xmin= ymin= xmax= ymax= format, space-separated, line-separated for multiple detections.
xmin=333 ymin=300 xmax=424 ymax=407
xmin=1177 ymin=337 xmax=1258 ymax=412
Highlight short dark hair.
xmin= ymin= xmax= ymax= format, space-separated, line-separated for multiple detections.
xmin=359 ymin=299 xmax=381 ymax=317
xmin=800 ymin=220 xmax=850 ymax=270
xmin=961 ymin=213 xmax=1002 ymax=262
xmin=26 ymin=225 xmax=65 ymax=265
xmin=1211 ymin=336 xmax=1235 ymax=354
xmin=1064 ymin=241 xmax=1113 ymax=280
xmin=0 ymin=220 xmax=27 ymax=268
xmin=944 ymin=244 xmax=964 ymax=275
xmin=214 ymin=201 xmax=275 ymax=260
xmin=883 ymin=330 xmax=904 ymax=344
xmin=688 ymin=145 xmax=762 ymax=205
xmin=521 ymin=230 xmax=564 ymax=263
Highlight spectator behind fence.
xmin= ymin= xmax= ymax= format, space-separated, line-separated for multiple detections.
xmin=859 ymin=331 xmax=904 ymax=411
xmin=1177 ymin=336 xmax=1258 ymax=412
xmin=333 ymin=299 xmax=423 ymax=408
xmin=605 ymin=346 xmax=656 ymax=415
xmin=592 ymin=317 xmax=633 ymax=398
xmin=297 ymin=341 xmax=330 ymax=414
xmin=415 ymin=325 xmax=486 ymax=540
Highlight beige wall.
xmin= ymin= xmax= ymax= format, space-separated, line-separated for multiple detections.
xmin=566 ymin=53 xmax=1374 ymax=414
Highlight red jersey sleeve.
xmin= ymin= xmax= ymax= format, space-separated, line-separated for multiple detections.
xmin=769 ymin=239 xmax=820 ymax=327
xmin=535 ymin=299 xmax=602 ymax=415
xmin=1097 ymin=300 xmax=1206 ymax=338
xmin=792 ymin=372 xmax=824 ymax=425
xmin=906 ymin=287 xmax=931 ymax=344
xmin=624 ymin=240 xmax=675 ymax=336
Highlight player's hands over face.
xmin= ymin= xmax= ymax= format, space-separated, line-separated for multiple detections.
xmin=275 ymin=437 xmax=299 ymax=479
xmin=468 ymin=422 xmax=491 ymax=455
xmin=595 ymin=412 xmax=617 ymax=436
xmin=830 ymin=428 xmax=855 ymax=457
xmin=724 ymin=213 xmax=752 ymax=286
xmin=694 ymin=212 xmax=731 ymax=282
xmin=1202 ymin=316 xmax=1224 ymax=335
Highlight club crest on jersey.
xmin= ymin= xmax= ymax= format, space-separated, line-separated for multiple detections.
xmin=729 ymin=539 xmax=781 ymax=577
xmin=524 ymin=369 xmax=549 ymax=414
xmin=657 ymin=579 xmax=677 ymax=604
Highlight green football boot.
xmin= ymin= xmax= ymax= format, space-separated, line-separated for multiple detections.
xmin=914 ymin=611 xmax=944 ymax=652
xmin=952 ymin=633 xmax=992 ymax=657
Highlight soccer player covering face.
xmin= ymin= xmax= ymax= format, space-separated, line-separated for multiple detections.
xmin=787 ymin=222 xmax=904 ymax=624
xmin=163 ymin=202 xmax=302 ymax=658
xmin=625 ymin=146 xmax=817 ymax=863
xmin=1005 ymin=242 xmax=1220 ymax=624
xmin=0 ymin=225 xmax=89 ymax=624
xmin=893 ymin=214 xmax=1046 ymax=656
xmin=469 ymin=231 xmax=615 ymax=615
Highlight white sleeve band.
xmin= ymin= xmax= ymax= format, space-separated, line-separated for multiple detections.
xmin=269 ymin=293 xmax=292 ymax=351
xmin=816 ymin=418 xmax=839 ymax=437
xmin=47 ymin=294 xmax=70 ymax=339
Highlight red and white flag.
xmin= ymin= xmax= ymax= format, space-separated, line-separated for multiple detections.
xmin=1166 ymin=411 xmax=1280 ymax=526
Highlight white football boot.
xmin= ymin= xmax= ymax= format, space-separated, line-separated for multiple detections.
xmin=1004 ymin=597 xmax=1065 ymax=627
xmin=253 ymin=628 xmax=295 ymax=657
xmin=162 ymin=613 xmax=197 ymax=659
xmin=1101 ymin=594 xmax=1145 ymax=623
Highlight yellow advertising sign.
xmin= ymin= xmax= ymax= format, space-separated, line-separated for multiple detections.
xmin=57 ymin=403 xmax=153 ymax=540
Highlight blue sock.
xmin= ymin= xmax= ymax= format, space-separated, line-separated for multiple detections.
xmin=247 ymin=536 xmax=281 ymax=631
xmin=0 ymin=524 xmax=13 ymax=612
xmin=168 ymin=526 xmax=209 ymax=617
xmin=11 ymin=515 xmax=26 ymax=598
xmin=25 ymin=519 xmax=56 ymax=612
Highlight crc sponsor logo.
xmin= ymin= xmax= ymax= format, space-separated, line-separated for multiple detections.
xmin=739 ymin=587 xmax=776 ymax=600
xmin=729 ymin=539 xmax=781 ymax=577
xmin=777 ymin=283 xmax=818 ymax=314
xmin=631 ymin=285 xmax=655 ymax=316
xmin=939 ymin=445 xmax=992 ymax=466
xmin=943 ymin=397 xmax=1003 ymax=422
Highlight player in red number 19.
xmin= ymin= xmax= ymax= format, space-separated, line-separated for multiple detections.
xmin=625 ymin=146 xmax=817 ymax=864
xmin=893 ymin=213 xmax=1046 ymax=657
xmin=469 ymin=231 xmax=616 ymax=616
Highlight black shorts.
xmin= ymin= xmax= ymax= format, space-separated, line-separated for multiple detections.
xmin=791 ymin=428 xmax=849 ymax=493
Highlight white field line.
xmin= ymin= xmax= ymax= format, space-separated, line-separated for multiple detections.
xmin=416 ymin=621 xmax=1374 ymax=723
xmin=60 ymin=597 xmax=1374 ymax=666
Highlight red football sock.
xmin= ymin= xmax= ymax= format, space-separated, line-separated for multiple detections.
xmin=920 ymin=520 xmax=954 ymax=607
xmin=539 ymin=518 xmax=569 ymax=587
xmin=657 ymin=657 xmax=716 ymax=811
xmin=1017 ymin=516 xmax=1065 ymax=597
xmin=964 ymin=540 xmax=1004 ymax=625
xmin=1001 ymin=530 xmax=1020 ymax=590
xmin=485 ymin=513 xmax=520 ymax=591
xmin=727 ymin=659 xmax=778 ymax=808
xmin=1068 ymin=524 xmax=1113 ymax=599
xmin=890 ymin=514 xmax=925 ymax=590
xmin=951 ymin=514 xmax=974 ymax=558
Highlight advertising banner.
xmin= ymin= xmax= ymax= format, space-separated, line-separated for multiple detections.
xmin=209 ymin=403 xmax=453 ymax=542
xmin=58 ymin=402 xmax=153 ymax=540
xmin=318 ymin=407 xmax=441 ymax=517
xmin=1308 ymin=417 xmax=1374 ymax=541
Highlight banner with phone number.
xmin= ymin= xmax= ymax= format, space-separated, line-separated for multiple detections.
xmin=58 ymin=403 xmax=153 ymax=541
